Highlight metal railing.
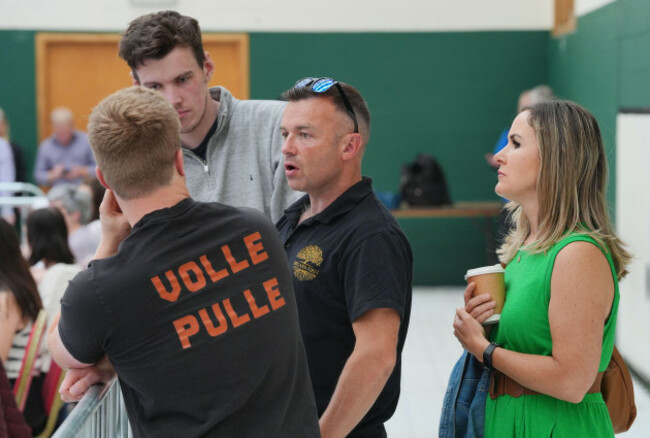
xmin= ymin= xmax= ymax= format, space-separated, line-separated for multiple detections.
xmin=52 ymin=378 xmax=132 ymax=438
xmin=0 ymin=182 xmax=49 ymax=243
xmin=0 ymin=182 xmax=48 ymax=206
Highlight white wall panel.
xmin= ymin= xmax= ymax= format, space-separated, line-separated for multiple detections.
xmin=576 ymin=0 xmax=617 ymax=17
xmin=616 ymin=112 xmax=650 ymax=381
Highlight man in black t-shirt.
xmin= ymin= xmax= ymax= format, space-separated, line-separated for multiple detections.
xmin=276 ymin=78 xmax=413 ymax=438
xmin=47 ymin=86 xmax=320 ymax=438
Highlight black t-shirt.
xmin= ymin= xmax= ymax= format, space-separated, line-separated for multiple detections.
xmin=276 ymin=178 xmax=413 ymax=438
xmin=59 ymin=198 xmax=319 ymax=438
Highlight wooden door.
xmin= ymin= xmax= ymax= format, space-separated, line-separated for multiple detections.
xmin=35 ymin=33 xmax=249 ymax=142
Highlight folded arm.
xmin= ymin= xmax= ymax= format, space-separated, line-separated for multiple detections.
xmin=47 ymin=312 xmax=115 ymax=402
xmin=46 ymin=188 xmax=129 ymax=401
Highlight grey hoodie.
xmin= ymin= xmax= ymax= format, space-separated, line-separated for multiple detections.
xmin=182 ymin=87 xmax=301 ymax=223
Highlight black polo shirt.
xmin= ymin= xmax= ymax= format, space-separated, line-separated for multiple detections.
xmin=276 ymin=177 xmax=413 ymax=438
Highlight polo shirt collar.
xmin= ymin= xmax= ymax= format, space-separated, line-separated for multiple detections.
xmin=285 ymin=177 xmax=373 ymax=227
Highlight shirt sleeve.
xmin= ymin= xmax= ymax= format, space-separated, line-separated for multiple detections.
xmin=33 ymin=141 xmax=51 ymax=186
xmin=493 ymin=127 xmax=509 ymax=154
xmin=341 ymin=230 xmax=413 ymax=323
xmin=0 ymin=139 xmax=16 ymax=220
xmin=58 ymin=267 xmax=110 ymax=364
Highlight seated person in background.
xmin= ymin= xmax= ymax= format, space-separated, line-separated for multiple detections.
xmin=25 ymin=207 xmax=80 ymax=331
xmin=47 ymin=183 xmax=100 ymax=267
xmin=0 ymin=137 xmax=15 ymax=223
xmin=0 ymin=107 xmax=27 ymax=184
xmin=0 ymin=359 xmax=32 ymax=437
xmin=78 ymin=175 xmax=106 ymax=223
xmin=277 ymin=78 xmax=413 ymax=438
xmin=34 ymin=107 xmax=96 ymax=188
xmin=48 ymin=86 xmax=320 ymax=438
xmin=0 ymin=219 xmax=46 ymax=434
xmin=75 ymin=177 xmax=105 ymax=259
xmin=486 ymin=85 xmax=555 ymax=170
xmin=0 ymin=107 xmax=28 ymax=226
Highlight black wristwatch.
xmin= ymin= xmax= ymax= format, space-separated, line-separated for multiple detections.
xmin=483 ymin=342 xmax=500 ymax=371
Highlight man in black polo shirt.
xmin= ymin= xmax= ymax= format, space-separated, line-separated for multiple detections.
xmin=47 ymin=86 xmax=320 ymax=438
xmin=277 ymin=78 xmax=413 ymax=438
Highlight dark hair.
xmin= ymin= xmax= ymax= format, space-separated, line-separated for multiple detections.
xmin=0 ymin=220 xmax=42 ymax=321
xmin=282 ymin=80 xmax=371 ymax=144
xmin=119 ymin=10 xmax=205 ymax=81
xmin=82 ymin=176 xmax=106 ymax=222
xmin=26 ymin=208 xmax=75 ymax=266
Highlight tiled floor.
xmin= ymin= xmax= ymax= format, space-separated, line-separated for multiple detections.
xmin=385 ymin=287 xmax=650 ymax=437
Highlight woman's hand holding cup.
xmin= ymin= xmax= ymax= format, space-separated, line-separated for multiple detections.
xmin=464 ymin=264 xmax=506 ymax=325
xmin=464 ymin=282 xmax=497 ymax=324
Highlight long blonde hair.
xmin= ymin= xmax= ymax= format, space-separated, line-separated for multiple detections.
xmin=498 ymin=100 xmax=630 ymax=279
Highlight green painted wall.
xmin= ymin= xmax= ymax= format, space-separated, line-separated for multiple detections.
xmin=548 ymin=3 xmax=620 ymax=209
xmin=548 ymin=0 xmax=650 ymax=211
xmin=250 ymin=32 xmax=547 ymax=284
xmin=0 ymin=30 xmax=548 ymax=285
xmin=250 ymin=32 xmax=548 ymax=197
xmin=0 ymin=31 xmax=37 ymax=172
xmin=619 ymin=0 xmax=650 ymax=108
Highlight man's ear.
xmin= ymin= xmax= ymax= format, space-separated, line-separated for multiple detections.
xmin=203 ymin=51 xmax=215 ymax=83
xmin=95 ymin=167 xmax=110 ymax=189
xmin=130 ymin=70 xmax=140 ymax=86
xmin=174 ymin=150 xmax=186 ymax=177
xmin=341 ymin=134 xmax=363 ymax=162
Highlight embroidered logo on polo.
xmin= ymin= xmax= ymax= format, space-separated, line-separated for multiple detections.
xmin=293 ymin=245 xmax=323 ymax=281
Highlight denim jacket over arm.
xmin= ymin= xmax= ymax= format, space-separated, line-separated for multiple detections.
xmin=439 ymin=350 xmax=489 ymax=438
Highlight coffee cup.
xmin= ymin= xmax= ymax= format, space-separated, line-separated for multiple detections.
xmin=464 ymin=264 xmax=506 ymax=324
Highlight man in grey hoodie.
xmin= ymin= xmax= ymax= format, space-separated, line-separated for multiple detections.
xmin=118 ymin=11 xmax=300 ymax=222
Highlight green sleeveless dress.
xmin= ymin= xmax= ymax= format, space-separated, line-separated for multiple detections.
xmin=484 ymin=234 xmax=618 ymax=438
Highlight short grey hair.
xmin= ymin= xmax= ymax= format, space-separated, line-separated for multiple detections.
xmin=529 ymin=85 xmax=555 ymax=105
xmin=47 ymin=183 xmax=93 ymax=225
xmin=50 ymin=107 xmax=74 ymax=124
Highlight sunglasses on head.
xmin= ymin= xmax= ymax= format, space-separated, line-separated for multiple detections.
xmin=293 ymin=77 xmax=359 ymax=134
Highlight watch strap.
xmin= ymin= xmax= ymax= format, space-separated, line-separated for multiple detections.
xmin=483 ymin=342 xmax=500 ymax=371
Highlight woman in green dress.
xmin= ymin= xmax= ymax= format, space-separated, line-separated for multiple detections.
xmin=453 ymin=100 xmax=631 ymax=437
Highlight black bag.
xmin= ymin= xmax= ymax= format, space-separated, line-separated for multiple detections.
xmin=400 ymin=153 xmax=451 ymax=206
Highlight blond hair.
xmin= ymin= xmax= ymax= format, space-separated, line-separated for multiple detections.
xmin=498 ymin=100 xmax=631 ymax=279
xmin=87 ymin=86 xmax=180 ymax=200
